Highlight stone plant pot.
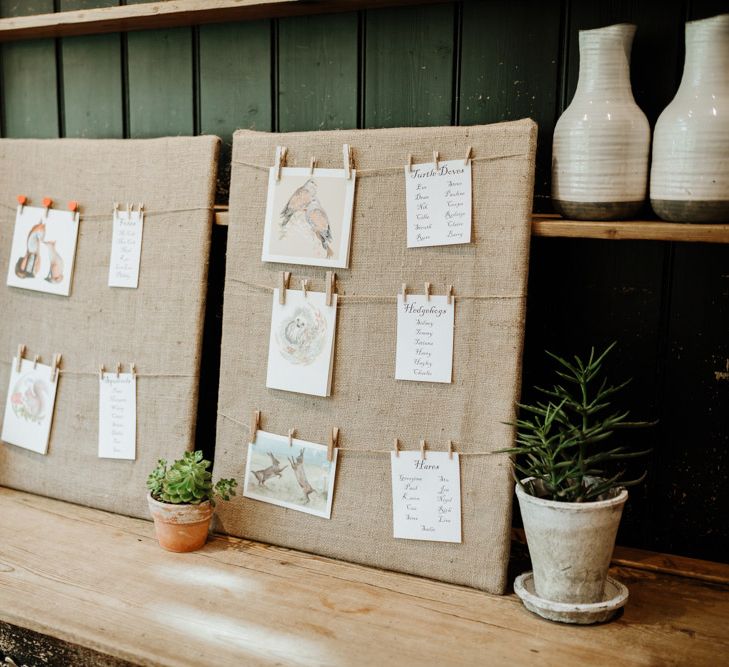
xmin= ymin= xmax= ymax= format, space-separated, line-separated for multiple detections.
xmin=650 ymin=14 xmax=729 ymax=223
xmin=515 ymin=479 xmax=627 ymax=606
xmin=147 ymin=493 xmax=214 ymax=553
xmin=552 ymin=23 xmax=650 ymax=220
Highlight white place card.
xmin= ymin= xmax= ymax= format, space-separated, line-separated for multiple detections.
xmin=391 ymin=451 xmax=462 ymax=543
xmin=98 ymin=372 xmax=137 ymax=460
xmin=405 ymin=158 xmax=472 ymax=247
xmin=266 ymin=288 xmax=338 ymax=397
xmin=395 ymin=294 xmax=454 ymax=383
xmin=108 ymin=207 xmax=144 ymax=288
xmin=1 ymin=357 xmax=59 ymax=455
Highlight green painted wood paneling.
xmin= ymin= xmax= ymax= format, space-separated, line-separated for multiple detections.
xmin=277 ymin=13 xmax=358 ymax=131
xmin=459 ymin=0 xmax=562 ymax=210
xmin=126 ymin=0 xmax=194 ymax=138
xmin=199 ymin=20 xmax=272 ymax=199
xmin=60 ymin=0 xmax=123 ymax=138
xmin=364 ymin=4 xmax=454 ymax=127
xmin=0 ymin=0 xmax=58 ymax=138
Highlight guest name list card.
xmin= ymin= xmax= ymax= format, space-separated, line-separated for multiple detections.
xmin=98 ymin=372 xmax=136 ymax=460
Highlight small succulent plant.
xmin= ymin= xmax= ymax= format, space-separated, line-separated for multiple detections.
xmin=147 ymin=450 xmax=237 ymax=506
xmin=499 ymin=342 xmax=653 ymax=502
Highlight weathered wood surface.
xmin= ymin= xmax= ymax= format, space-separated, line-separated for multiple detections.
xmin=0 ymin=488 xmax=727 ymax=667
xmin=0 ymin=0 xmax=445 ymax=42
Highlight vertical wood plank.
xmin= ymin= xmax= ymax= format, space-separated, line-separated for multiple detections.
xmin=126 ymin=0 xmax=194 ymax=138
xmin=364 ymin=4 xmax=455 ymax=128
xmin=277 ymin=13 xmax=358 ymax=132
xmin=0 ymin=0 xmax=58 ymax=138
xmin=60 ymin=0 xmax=123 ymax=138
xmin=199 ymin=20 xmax=272 ymax=199
xmin=459 ymin=0 xmax=562 ymax=210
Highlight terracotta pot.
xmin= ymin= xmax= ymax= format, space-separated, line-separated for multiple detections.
xmin=147 ymin=493 xmax=214 ymax=552
xmin=650 ymin=14 xmax=729 ymax=223
xmin=516 ymin=479 xmax=627 ymax=605
xmin=552 ymin=23 xmax=650 ymax=220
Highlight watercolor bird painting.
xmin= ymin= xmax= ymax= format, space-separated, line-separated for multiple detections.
xmin=276 ymin=302 xmax=328 ymax=366
xmin=279 ymin=179 xmax=334 ymax=258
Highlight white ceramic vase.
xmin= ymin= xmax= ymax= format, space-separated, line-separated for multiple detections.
xmin=515 ymin=480 xmax=627 ymax=606
xmin=650 ymin=14 xmax=729 ymax=223
xmin=552 ymin=24 xmax=650 ymax=220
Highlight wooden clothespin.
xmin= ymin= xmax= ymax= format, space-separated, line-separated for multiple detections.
xmin=424 ymin=282 xmax=431 ymax=301
xmin=420 ymin=438 xmax=427 ymax=461
xmin=17 ymin=194 xmax=27 ymax=215
xmin=301 ymin=279 xmax=308 ymax=298
xmin=33 ymin=354 xmax=40 ymax=370
xmin=138 ymin=203 xmax=144 ymax=213
xmin=279 ymin=271 xmax=291 ymax=305
xmin=433 ymin=151 xmax=440 ymax=170
xmin=116 ymin=362 xmax=122 ymax=378
xmin=251 ymin=409 xmax=261 ymax=443
xmin=447 ymin=439 xmax=454 ymax=460
xmin=130 ymin=362 xmax=137 ymax=377
xmin=126 ymin=203 xmax=131 ymax=216
xmin=393 ymin=437 xmax=400 ymax=458
xmin=309 ymin=157 xmax=316 ymax=175
xmin=401 ymin=283 xmax=408 ymax=304
xmin=275 ymin=146 xmax=287 ymax=181
xmin=99 ymin=364 xmax=105 ymax=380
xmin=15 ymin=344 xmax=25 ymax=372
xmin=447 ymin=284 xmax=454 ymax=305
xmin=464 ymin=146 xmax=472 ymax=165
xmin=327 ymin=427 xmax=339 ymax=462
xmin=343 ymin=144 xmax=352 ymax=180
xmin=288 ymin=428 xmax=295 ymax=447
xmin=407 ymin=154 xmax=413 ymax=173
xmin=51 ymin=354 xmax=62 ymax=383
xmin=42 ymin=197 xmax=52 ymax=219
xmin=325 ymin=271 xmax=336 ymax=307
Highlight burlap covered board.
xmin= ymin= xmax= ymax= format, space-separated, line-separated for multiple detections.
xmin=0 ymin=136 xmax=220 ymax=519
xmin=214 ymin=121 xmax=536 ymax=593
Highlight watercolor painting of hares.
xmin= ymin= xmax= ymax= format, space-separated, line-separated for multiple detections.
xmin=262 ymin=167 xmax=355 ymax=269
xmin=1 ymin=357 xmax=59 ymax=455
xmin=266 ymin=288 xmax=337 ymax=397
xmin=6 ymin=204 xmax=80 ymax=296
xmin=243 ymin=430 xmax=338 ymax=519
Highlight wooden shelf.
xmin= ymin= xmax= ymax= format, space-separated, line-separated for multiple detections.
xmin=1 ymin=488 xmax=728 ymax=666
xmin=532 ymin=215 xmax=729 ymax=243
xmin=214 ymin=209 xmax=729 ymax=243
xmin=0 ymin=0 xmax=442 ymax=42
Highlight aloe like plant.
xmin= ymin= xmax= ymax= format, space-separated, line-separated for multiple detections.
xmin=147 ymin=451 xmax=237 ymax=506
xmin=500 ymin=342 xmax=653 ymax=502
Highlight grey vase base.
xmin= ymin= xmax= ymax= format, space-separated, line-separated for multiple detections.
xmin=650 ymin=199 xmax=729 ymax=223
xmin=552 ymin=199 xmax=644 ymax=221
xmin=514 ymin=571 xmax=629 ymax=625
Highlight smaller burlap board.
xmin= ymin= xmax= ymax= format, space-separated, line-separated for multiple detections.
xmin=215 ymin=120 xmax=537 ymax=593
xmin=0 ymin=136 xmax=219 ymax=519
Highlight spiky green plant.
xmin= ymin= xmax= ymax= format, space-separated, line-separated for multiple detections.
xmin=147 ymin=451 xmax=237 ymax=506
xmin=499 ymin=342 xmax=653 ymax=502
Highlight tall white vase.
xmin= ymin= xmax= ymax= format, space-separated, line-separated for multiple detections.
xmin=552 ymin=24 xmax=650 ymax=220
xmin=651 ymin=14 xmax=729 ymax=223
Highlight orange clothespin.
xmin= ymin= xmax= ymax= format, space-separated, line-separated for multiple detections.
xmin=68 ymin=200 xmax=78 ymax=213
xmin=42 ymin=197 xmax=52 ymax=219
xmin=16 ymin=194 xmax=27 ymax=214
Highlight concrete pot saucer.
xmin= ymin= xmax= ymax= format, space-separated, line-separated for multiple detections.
xmin=514 ymin=571 xmax=628 ymax=624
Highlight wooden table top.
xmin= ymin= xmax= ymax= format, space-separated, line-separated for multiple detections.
xmin=0 ymin=487 xmax=727 ymax=666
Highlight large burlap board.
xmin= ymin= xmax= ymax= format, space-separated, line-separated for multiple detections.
xmin=0 ymin=136 xmax=220 ymax=518
xmin=214 ymin=121 xmax=536 ymax=593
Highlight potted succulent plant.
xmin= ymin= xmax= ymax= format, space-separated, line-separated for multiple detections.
xmin=146 ymin=451 xmax=237 ymax=553
xmin=501 ymin=343 xmax=652 ymax=624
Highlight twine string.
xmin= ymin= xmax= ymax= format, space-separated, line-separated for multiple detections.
xmin=218 ymin=412 xmax=499 ymax=457
xmin=0 ymin=359 xmax=192 ymax=379
xmin=0 ymin=202 xmax=213 ymax=219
